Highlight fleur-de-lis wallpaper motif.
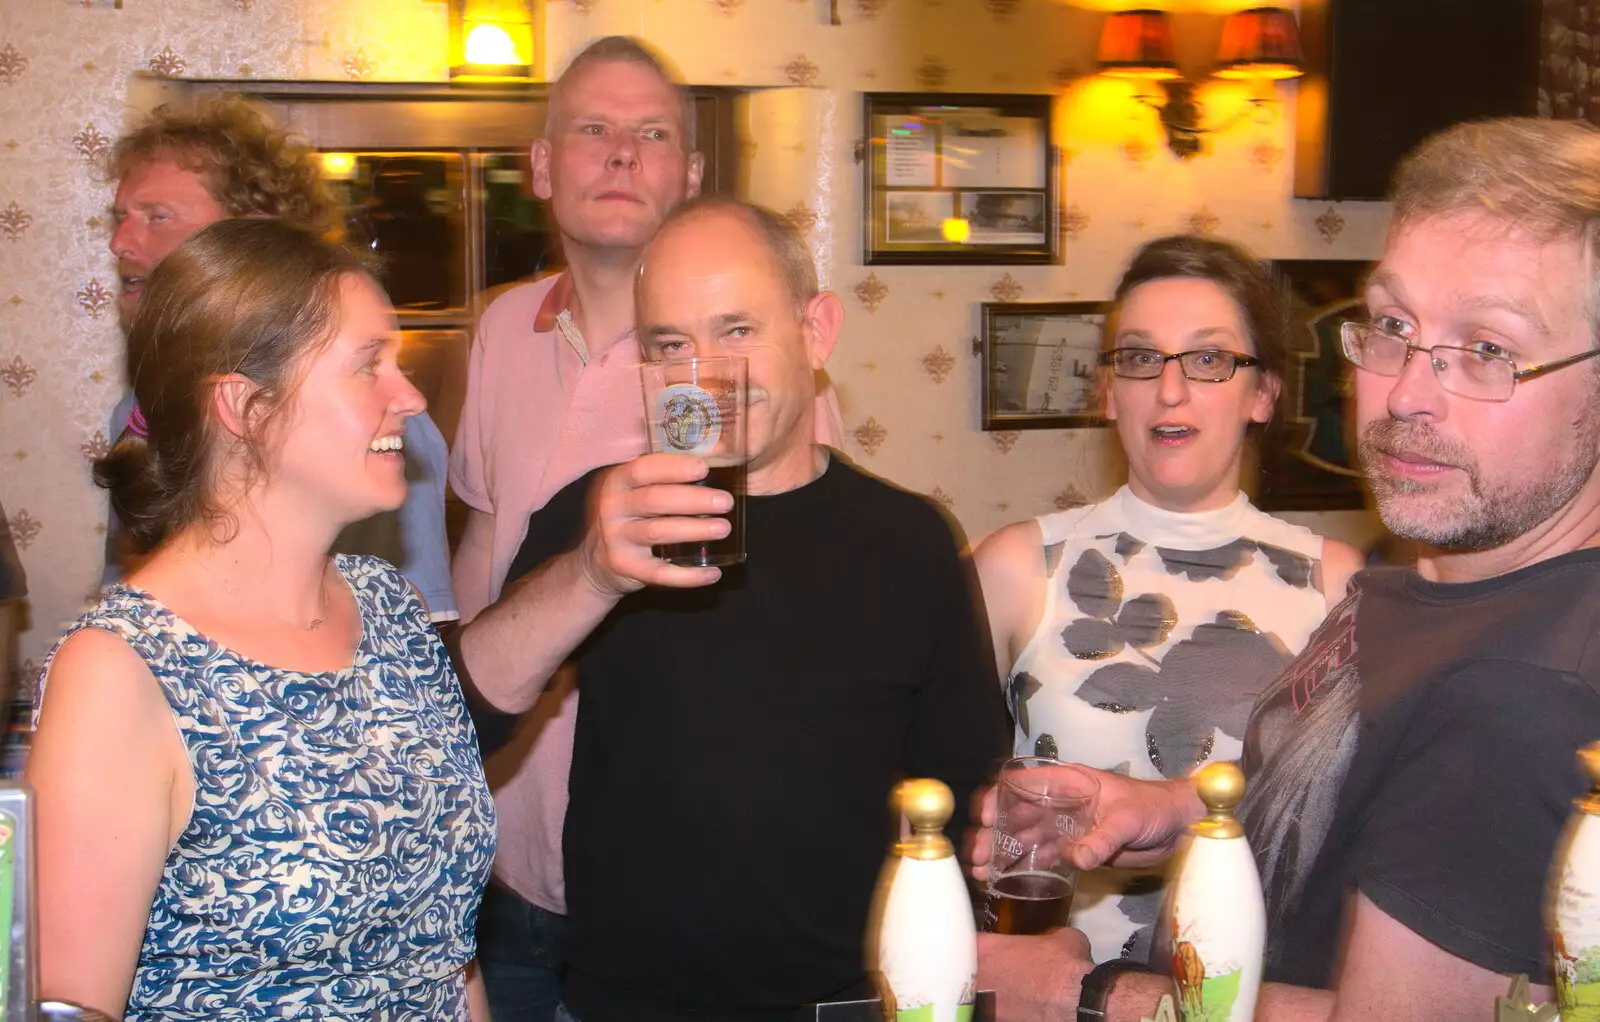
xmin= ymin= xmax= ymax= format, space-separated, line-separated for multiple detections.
xmin=76 ymin=279 xmax=113 ymax=319
xmin=984 ymin=0 xmax=1018 ymax=21
xmin=147 ymin=46 xmax=186 ymax=77
xmin=990 ymin=272 xmax=1024 ymax=303
xmin=783 ymin=55 xmax=819 ymax=87
xmin=710 ymin=0 xmax=745 ymax=14
xmin=1316 ymin=206 xmax=1346 ymax=244
xmin=0 ymin=201 xmax=33 ymax=241
xmin=854 ymin=416 xmax=888 ymax=455
xmin=921 ymin=344 xmax=955 ymax=384
xmin=73 ymin=123 xmax=110 ymax=163
xmin=1055 ymin=486 xmax=1087 ymax=510
xmin=855 ymin=0 xmax=888 ymax=19
xmin=929 ymin=486 xmax=954 ymax=509
xmin=1250 ymin=140 xmax=1284 ymax=172
xmin=6 ymin=508 xmax=40 ymax=551
xmin=990 ymin=430 xmax=1022 ymax=454
xmin=342 ymin=48 xmax=377 ymax=80
xmin=236 ymin=0 xmax=256 ymax=9
xmin=1049 ymin=60 xmax=1077 ymax=89
xmin=779 ymin=202 xmax=818 ymax=236
xmin=0 ymin=44 xmax=29 ymax=85
xmin=854 ymin=272 xmax=888 ymax=312
xmin=915 ymin=55 xmax=951 ymax=90
xmin=80 ymin=431 xmax=110 ymax=461
xmin=1122 ymin=138 xmax=1153 ymax=166
xmin=1060 ymin=202 xmax=1089 ymax=241
xmin=1 ymin=355 xmax=36 ymax=397
xmin=1186 ymin=206 xmax=1220 ymax=236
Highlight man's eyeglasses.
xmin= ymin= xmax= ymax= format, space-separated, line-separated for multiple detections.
xmin=1338 ymin=321 xmax=1600 ymax=402
xmin=1100 ymin=347 xmax=1262 ymax=383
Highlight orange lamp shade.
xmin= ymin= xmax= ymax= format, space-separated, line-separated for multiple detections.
xmin=1097 ymin=10 xmax=1180 ymax=81
xmin=1214 ymin=7 xmax=1305 ymax=80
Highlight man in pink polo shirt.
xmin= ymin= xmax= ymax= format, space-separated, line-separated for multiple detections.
xmin=450 ymin=36 xmax=839 ymax=1021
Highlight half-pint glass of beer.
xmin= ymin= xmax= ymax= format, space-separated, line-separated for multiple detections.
xmin=980 ymin=756 xmax=1095 ymax=935
xmin=640 ymin=356 xmax=749 ymax=567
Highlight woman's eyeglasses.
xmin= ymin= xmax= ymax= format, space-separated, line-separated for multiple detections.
xmin=1100 ymin=347 xmax=1261 ymax=383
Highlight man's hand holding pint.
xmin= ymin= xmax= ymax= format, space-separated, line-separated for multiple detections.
xmin=576 ymin=452 xmax=732 ymax=597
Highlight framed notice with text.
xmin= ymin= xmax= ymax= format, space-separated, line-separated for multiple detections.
xmin=864 ymin=93 xmax=1056 ymax=265
xmin=980 ymin=301 xmax=1110 ymax=430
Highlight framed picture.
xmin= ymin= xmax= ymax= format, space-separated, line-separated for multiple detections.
xmin=864 ymin=93 xmax=1057 ymax=265
xmin=1258 ymin=260 xmax=1372 ymax=511
xmin=980 ymin=301 xmax=1110 ymax=430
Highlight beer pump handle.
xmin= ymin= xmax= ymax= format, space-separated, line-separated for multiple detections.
xmin=1167 ymin=763 xmax=1264 ymax=1022
xmin=872 ymin=779 xmax=977 ymax=1022
xmin=1547 ymin=740 xmax=1600 ymax=1019
xmin=897 ymin=778 xmax=955 ymax=860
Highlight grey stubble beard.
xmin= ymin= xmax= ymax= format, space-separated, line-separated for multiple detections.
xmin=1361 ymin=414 xmax=1600 ymax=552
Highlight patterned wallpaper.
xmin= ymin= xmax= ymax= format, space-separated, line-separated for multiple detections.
xmin=0 ymin=0 xmax=1393 ymax=672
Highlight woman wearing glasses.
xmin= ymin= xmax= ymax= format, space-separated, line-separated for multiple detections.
xmin=974 ymin=234 xmax=1361 ymax=963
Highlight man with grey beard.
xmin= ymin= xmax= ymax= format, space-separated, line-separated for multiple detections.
xmin=972 ymin=117 xmax=1600 ymax=1022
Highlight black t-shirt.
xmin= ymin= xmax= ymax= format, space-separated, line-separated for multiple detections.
xmin=1237 ymin=552 xmax=1600 ymax=987
xmin=505 ymin=455 xmax=1008 ymax=1022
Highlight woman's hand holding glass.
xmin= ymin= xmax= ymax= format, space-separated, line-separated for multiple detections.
xmin=969 ymin=761 xmax=1204 ymax=879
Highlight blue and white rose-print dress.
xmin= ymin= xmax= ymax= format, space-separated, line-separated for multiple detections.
xmin=41 ymin=554 xmax=496 ymax=1020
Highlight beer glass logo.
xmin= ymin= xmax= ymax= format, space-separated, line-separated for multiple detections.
xmin=656 ymin=383 xmax=723 ymax=455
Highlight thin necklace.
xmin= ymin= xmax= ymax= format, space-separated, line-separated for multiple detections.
xmin=194 ymin=556 xmax=332 ymax=632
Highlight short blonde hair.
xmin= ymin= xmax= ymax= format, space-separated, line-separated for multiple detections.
xmin=548 ymin=36 xmax=697 ymax=152
xmin=1391 ymin=118 xmax=1600 ymax=336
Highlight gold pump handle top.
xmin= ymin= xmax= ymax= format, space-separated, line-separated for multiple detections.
xmin=1577 ymin=741 xmax=1600 ymax=815
xmin=1191 ymin=762 xmax=1246 ymax=840
xmin=895 ymin=778 xmax=955 ymax=861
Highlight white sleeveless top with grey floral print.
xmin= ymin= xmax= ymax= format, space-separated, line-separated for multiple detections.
xmin=1008 ymin=486 xmax=1326 ymax=963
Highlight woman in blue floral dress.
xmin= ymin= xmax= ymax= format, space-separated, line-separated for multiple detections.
xmin=28 ymin=219 xmax=495 ymax=1019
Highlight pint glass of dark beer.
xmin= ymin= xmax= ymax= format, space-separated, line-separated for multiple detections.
xmin=640 ymin=356 xmax=749 ymax=567
xmin=979 ymin=756 xmax=1095 ymax=935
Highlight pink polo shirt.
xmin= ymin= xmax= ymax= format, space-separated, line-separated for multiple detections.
xmin=450 ymin=272 xmax=844 ymax=914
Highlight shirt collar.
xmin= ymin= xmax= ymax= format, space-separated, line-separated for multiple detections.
xmin=533 ymin=272 xmax=574 ymax=333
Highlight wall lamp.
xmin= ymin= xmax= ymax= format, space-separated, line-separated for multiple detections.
xmin=448 ymin=0 xmax=539 ymax=84
xmin=1097 ymin=7 xmax=1304 ymax=160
